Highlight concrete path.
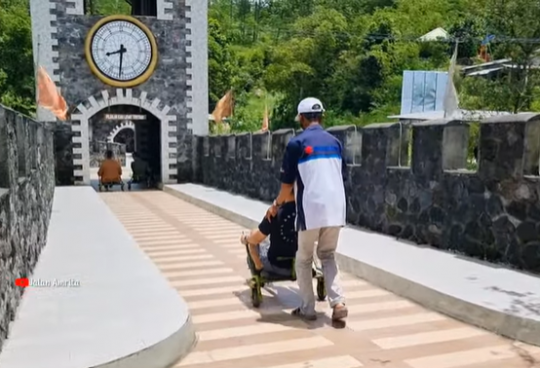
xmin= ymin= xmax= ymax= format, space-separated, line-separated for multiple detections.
xmin=0 ymin=187 xmax=195 ymax=368
xmin=101 ymin=190 xmax=540 ymax=368
xmin=164 ymin=183 xmax=540 ymax=347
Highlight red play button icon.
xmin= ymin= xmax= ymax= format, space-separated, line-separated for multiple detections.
xmin=15 ymin=278 xmax=29 ymax=288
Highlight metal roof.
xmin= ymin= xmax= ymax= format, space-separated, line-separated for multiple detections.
xmin=418 ymin=28 xmax=449 ymax=42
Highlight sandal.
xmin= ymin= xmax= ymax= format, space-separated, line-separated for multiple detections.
xmin=291 ymin=307 xmax=317 ymax=321
xmin=332 ymin=304 xmax=348 ymax=321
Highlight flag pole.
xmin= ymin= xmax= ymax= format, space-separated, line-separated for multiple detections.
xmin=264 ymin=90 xmax=269 ymax=131
xmin=35 ymin=35 xmax=40 ymax=110
xmin=230 ymin=87 xmax=234 ymax=119
xmin=443 ymin=38 xmax=459 ymax=119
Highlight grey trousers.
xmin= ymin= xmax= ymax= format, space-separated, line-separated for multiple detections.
xmin=296 ymin=226 xmax=345 ymax=315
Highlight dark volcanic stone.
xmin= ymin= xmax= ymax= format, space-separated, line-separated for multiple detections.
xmin=397 ymin=198 xmax=408 ymax=212
xmin=468 ymin=176 xmax=485 ymax=193
xmin=486 ymin=195 xmax=504 ymax=218
xmin=528 ymin=204 xmax=540 ymax=222
xmin=409 ymin=198 xmax=421 ymax=214
xmin=516 ymin=222 xmax=538 ymax=244
xmin=429 ymin=206 xmax=445 ymax=224
xmin=493 ymin=216 xmax=515 ymax=233
xmin=0 ymin=106 xmax=54 ymax=353
xmin=465 ymin=221 xmax=483 ymax=242
xmin=507 ymin=201 xmax=528 ymax=222
xmin=419 ymin=210 xmax=429 ymax=223
xmin=449 ymin=224 xmax=463 ymax=247
xmin=388 ymin=224 xmax=402 ymax=236
xmin=195 ymin=117 xmax=540 ymax=275
xmin=402 ymin=225 xmax=414 ymax=238
xmin=521 ymin=242 xmax=540 ymax=271
xmin=478 ymin=212 xmax=492 ymax=228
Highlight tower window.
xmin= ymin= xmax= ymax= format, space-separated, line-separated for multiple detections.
xmin=130 ymin=0 xmax=157 ymax=17
xmin=84 ymin=0 xmax=133 ymax=15
xmin=84 ymin=0 xmax=156 ymax=17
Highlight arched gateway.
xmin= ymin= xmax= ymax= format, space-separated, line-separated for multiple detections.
xmin=29 ymin=0 xmax=209 ymax=186
xmin=71 ymin=89 xmax=177 ymax=183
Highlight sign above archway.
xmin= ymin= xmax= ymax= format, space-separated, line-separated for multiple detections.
xmin=104 ymin=114 xmax=147 ymax=121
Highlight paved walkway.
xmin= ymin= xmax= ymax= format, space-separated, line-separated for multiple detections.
xmin=0 ymin=187 xmax=194 ymax=368
xmin=101 ymin=191 xmax=540 ymax=368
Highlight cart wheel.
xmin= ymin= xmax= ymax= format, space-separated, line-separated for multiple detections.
xmin=250 ymin=276 xmax=262 ymax=308
xmin=316 ymin=277 xmax=326 ymax=301
xmin=250 ymin=275 xmax=263 ymax=308
xmin=251 ymin=287 xmax=261 ymax=308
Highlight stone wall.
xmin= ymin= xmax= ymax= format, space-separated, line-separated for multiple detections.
xmin=0 ymin=105 xmax=55 ymax=352
xmin=193 ymin=115 xmax=540 ymax=274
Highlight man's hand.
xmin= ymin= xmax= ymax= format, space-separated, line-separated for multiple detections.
xmin=265 ymin=203 xmax=278 ymax=221
xmin=240 ymin=234 xmax=248 ymax=245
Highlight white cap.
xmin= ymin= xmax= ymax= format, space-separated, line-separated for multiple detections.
xmin=295 ymin=97 xmax=325 ymax=121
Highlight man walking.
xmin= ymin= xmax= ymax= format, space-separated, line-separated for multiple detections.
xmin=266 ymin=97 xmax=348 ymax=321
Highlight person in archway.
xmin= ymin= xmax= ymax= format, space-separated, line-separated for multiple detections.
xmin=98 ymin=150 xmax=124 ymax=191
xmin=129 ymin=151 xmax=152 ymax=188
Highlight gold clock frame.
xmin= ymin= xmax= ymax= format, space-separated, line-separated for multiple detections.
xmin=85 ymin=15 xmax=158 ymax=88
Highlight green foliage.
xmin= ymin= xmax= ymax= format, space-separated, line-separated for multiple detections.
xmin=207 ymin=0 xmax=540 ymax=132
xmin=208 ymin=17 xmax=236 ymax=108
xmin=3 ymin=0 xmax=540 ymax=127
xmin=85 ymin=0 xmax=131 ymax=15
xmin=228 ymin=90 xmax=276 ymax=133
xmin=0 ymin=0 xmax=36 ymax=116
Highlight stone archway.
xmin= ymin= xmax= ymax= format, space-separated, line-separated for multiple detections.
xmin=107 ymin=121 xmax=135 ymax=143
xmin=70 ymin=88 xmax=178 ymax=185
xmin=108 ymin=121 xmax=136 ymax=153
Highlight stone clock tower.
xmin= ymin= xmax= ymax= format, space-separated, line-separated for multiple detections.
xmin=29 ymin=0 xmax=208 ymax=185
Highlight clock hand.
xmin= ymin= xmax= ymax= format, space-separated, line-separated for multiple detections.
xmin=106 ymin=49 xmax=121 ymax=57
xmin=119 ymin=50 xmax=124 ymax=78
xmin=118 ymin=44 xmax=126 ymax=78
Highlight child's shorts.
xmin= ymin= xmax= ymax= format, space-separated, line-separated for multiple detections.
xmin=246 ymin=239 xmax=292 ymax=277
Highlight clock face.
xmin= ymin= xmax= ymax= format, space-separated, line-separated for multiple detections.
xmin=89 ymin=19 xmax=154 ymax=82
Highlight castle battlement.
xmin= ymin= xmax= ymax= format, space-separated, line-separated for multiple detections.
xmin=191 ymin=115 xmax=540 ymax=273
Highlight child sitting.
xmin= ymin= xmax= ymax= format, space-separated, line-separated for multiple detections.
xmin=241 ymin=190 xmax=297 ymax=277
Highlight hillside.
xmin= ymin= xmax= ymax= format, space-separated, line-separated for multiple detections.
xmin=2 ymin=0 xmax=540 ymax=130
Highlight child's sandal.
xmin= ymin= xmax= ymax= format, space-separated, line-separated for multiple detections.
xmin=291 ymin=307 xmax=317 ymax=321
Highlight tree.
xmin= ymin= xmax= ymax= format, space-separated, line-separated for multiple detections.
xmin=0 ymin=0 xmax=35 ymax=115
xmin=4 ymin=0 xmax=540 ymax=128
xmin=208 ymin=17 xmax=236 ymax=110
xmin=460 ymin=0 xmax=540 ymax=113
xmin=90 ymin=0 xmax=131 ymax=15
xmin=264 ymin=6 xmax=350 ymax=128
